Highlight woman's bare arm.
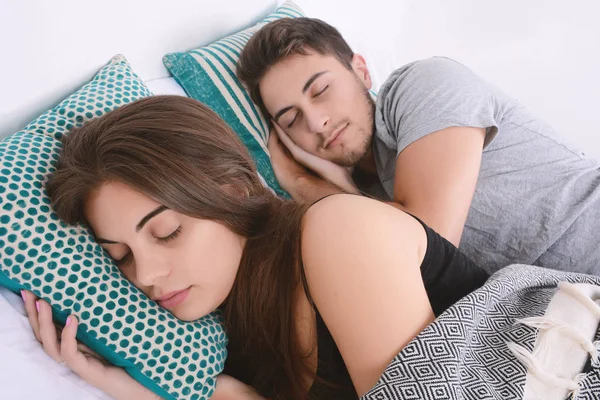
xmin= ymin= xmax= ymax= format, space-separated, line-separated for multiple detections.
xmin=301 ymin=194 xmax=434 ymax=396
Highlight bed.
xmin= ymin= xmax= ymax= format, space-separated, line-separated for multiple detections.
xmin=1 ymin=0 xmax=599 ymax=398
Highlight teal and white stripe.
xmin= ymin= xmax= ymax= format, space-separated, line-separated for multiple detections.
xmin=163 ymin=1 xmax=305 ymax=197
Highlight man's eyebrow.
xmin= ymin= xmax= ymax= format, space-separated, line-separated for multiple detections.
xmin=274 ymin=106 xmax=294 ymax=122
xmin=94 ymin=205 xmax=169 ymax=244
xmin=273 ymin=71 xmax=329 ymax=122
xmin=302 ymin=71 xmax=328 ymax=94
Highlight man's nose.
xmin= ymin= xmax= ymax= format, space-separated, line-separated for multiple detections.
xmin=306 ymin=108 xmax=331 ymax=134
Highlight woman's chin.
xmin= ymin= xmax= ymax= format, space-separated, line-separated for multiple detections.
xmin=171 ymin=303 xmax=218 ymax=322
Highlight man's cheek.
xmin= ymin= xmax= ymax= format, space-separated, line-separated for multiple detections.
xmin=293 ymin=136 xmax=313 ymax=152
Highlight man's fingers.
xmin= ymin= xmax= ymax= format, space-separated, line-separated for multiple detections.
xmin=270 ymin=120 xmax=326 ymax=172
xmin=271 ymin=120 xmax=299 ymax=153
xmin=271 ymin=119 xmax=286 ymax=136
xmin=37 ymin=300 xmax=63 ymax=363
xmin=268 ymin=128 xmax=278 ymax=148
xmin=268 ymin=128 xmax=293 ymax=159
xmin=267 ymin=127 xmax=282 ymax=154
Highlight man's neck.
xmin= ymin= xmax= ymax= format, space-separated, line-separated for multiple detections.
xmin=351 ymin=147 xmax=380 ymax=193
xmin=356 ymin=147 xmax=377 ymax=176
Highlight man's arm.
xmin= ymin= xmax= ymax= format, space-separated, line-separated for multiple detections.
xmin=277 ymin=124 xmax=484 ymax=247
xmin=268 ymin=118 xmax=484 ymax=247
xmin=391 ymin=126 xmax=486 ymax=247
xmin=290 ymin=174 xmax=346 ymax=204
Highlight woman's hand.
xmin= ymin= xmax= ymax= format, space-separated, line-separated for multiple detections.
xmin=22 ymin=290 xmax=160 ymax=400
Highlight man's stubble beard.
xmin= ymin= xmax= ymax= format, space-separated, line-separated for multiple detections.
xmin=333 ymin=86 xmax=376 ymax=168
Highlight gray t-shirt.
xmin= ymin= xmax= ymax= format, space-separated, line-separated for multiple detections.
xmin=371 ymin=56 xmax=600 ymax=274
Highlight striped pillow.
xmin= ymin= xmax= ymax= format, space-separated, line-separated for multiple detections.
xmin=162 ymin=1 xmax=305 ymax=198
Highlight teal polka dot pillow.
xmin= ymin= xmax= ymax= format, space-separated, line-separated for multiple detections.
xmin=0 ymin=55 xmax=227 ymax=400
xmin=163 ymin=1 xmax=305 ymax=198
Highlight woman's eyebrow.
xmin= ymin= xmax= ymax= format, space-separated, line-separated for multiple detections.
xmin=136 ymin=205 xmax=168 ymax=232
xmin=95 ymin=205 xmax=169 ymax=244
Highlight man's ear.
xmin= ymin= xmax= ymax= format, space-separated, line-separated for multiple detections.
xmin=351 ymin=54 xmax=372 ymax=90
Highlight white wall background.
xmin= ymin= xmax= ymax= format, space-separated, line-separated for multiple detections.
xmin=300 ymin=0 xmax=600 ymax=160
xmin=1 ymin=0 xmax=599 ymax=159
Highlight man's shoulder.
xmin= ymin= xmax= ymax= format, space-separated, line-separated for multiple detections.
xmin=379 ymin=57 xmax=474 ymax=96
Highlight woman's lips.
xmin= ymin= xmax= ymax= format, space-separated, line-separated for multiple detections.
xmin=156 ymin=287 xmax=190 ymax=309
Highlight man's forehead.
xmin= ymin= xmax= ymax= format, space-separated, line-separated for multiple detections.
xmin=259 ymin=52 xmax=345 ymax=114
xmin=261 ymin=53 xmax=340 ymax=95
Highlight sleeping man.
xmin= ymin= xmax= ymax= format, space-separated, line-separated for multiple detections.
xmin=237 ymin=17 xmax=600 ymax=275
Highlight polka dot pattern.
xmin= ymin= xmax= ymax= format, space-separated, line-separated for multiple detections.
xmin=0 ymin=55 xmax=226 ymax=400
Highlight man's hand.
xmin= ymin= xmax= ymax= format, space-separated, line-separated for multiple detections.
xmin=271 ymin=122 xmax=360 ymax=195
xmin=267 ymin=125 xmax=313 ymax=197
xmin=267 ymin=129 xmax=343 ymax=203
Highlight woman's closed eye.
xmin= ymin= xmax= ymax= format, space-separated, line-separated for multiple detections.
xmin=157 ymin=226 xmax=182 ymax=243
xmin=114 ymin=226 xmax=183 ymax=266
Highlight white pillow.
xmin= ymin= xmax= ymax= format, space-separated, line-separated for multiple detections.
xmin=145 ymin=77 xmax=188 ymax=97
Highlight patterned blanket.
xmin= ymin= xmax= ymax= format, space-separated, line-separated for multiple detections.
xmin=363 ymin=264 xmax=600 ymax=400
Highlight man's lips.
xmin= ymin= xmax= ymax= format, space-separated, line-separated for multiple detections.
xmin=324 ymin=123 xmax=349 ymax=149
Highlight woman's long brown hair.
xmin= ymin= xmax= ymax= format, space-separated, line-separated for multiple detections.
xmin=46 ymin=96 xmax=316 ymax=399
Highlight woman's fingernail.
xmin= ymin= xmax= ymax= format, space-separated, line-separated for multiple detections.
xmin=35 ymin=301 xmax=40 ymax=313
xmin=21 ymin=290 xmax=26 ymax=302
xmin=66 ymin=316 xmax=71 ymax=327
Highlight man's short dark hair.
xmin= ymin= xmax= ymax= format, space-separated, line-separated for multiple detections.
xmin=237 ymin=17 xmax=354 ymax=118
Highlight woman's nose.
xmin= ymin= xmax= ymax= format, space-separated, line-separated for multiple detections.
xmin=134 ymin=252 xmax=170 ymax=287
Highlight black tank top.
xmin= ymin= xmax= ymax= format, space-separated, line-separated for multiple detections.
xmin=304 ymin=194 xmax=489 ymax=399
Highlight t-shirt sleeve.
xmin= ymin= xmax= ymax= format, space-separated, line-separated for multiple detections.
xmin=376 ymin=57 xmax=499 ymax=157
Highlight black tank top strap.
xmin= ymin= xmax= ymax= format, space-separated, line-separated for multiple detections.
xmin=309 ymin=193 xmax=344 ymax=208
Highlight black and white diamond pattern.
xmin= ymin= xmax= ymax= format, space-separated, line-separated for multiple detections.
xmin=362 ymin=264 xmax=600 ymax=400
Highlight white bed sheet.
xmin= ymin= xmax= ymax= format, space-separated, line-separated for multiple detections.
xmin=0 ymin=287 xmax=113 ymax=400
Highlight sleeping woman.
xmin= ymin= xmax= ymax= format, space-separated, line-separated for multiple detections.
xmin=21 ymin=95 xmax=489 ymax=399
